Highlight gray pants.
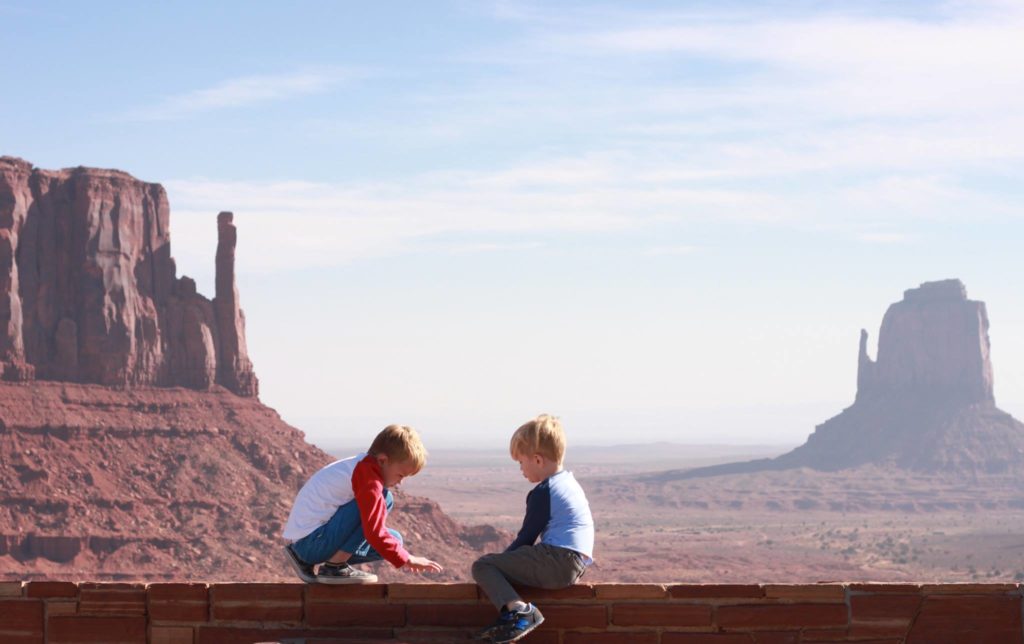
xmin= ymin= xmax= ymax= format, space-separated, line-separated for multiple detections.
xmin=472 ymin=544 xmax=587 ymax=610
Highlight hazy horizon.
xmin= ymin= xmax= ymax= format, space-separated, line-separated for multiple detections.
xmin=4 ymin=0 xmax=1023 ymax=450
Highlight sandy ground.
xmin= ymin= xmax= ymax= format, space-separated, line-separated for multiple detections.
xmin=394 ymin=444 xmax=1024 ymax=583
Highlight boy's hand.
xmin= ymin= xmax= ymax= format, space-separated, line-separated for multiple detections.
xmin=404 ymin=555 xmax=443 ymax=573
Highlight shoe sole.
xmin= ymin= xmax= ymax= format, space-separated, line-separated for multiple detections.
xmin=282 ymin=546 xmax=318 ymax=584
xmin=316 ymin=573 xmax=378 ymax=584
xmin=491 ymin=615 xmax=544 ymax=643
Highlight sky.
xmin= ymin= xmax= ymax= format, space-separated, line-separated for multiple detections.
xmin=3 ymin=0 xmax=1023 ymax=451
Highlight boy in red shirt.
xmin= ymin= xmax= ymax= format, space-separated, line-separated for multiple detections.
xmin=282 ymin=424 xmax=443 ymax=583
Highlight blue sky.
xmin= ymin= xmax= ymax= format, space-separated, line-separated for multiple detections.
xmin=3 ymin=0 xmax=1023 ymax=450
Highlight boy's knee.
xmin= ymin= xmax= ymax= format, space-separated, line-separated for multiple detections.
xmin=388 ymin=528 xmax=403 ymax=545
xmin=471 ymin=555 xmax=492 ymax=580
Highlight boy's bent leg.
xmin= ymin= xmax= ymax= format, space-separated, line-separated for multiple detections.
xmin=472 ymin=545 xmax=578 ymax=610
xmin=289 ymin=499 xmax=363 ymax=566
xmin=337 ymin=490 xmax=397 ymax=565
xmin=346 ymin=528 xmax=403 ymax=565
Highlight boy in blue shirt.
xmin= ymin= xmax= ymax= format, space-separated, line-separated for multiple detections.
xmin=472 ymin=414 xmax=595 ymax=643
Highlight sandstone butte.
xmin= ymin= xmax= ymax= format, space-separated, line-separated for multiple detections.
xmin=0 ymin=156 xmax=504 ymax=584
xmin=672 ymin=278 xmax=1024 ymax=480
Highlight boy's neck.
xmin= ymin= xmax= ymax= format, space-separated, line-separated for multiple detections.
xmin=539 ymin=462 xmax=563 ymax=480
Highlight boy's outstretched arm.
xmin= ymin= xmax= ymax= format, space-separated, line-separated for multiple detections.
xmin=405 ymin=555 xmax=443 ymax=572
xmin=352 ymin=463 xmax=444 ymax=573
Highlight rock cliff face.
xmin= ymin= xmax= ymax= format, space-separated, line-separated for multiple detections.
xmin=678 ymin=280 xmax=1024 ymax=478
xmin=0 ymin=156 xmax=257 ymax=396
xmin=0 ymin=157 xmax=504 ymax=582
xmin=0 ymin=382 xmax=504 ymax=582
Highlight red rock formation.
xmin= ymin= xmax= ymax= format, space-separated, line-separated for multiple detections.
xmin=857 ymin=279 xmax=993 ymax=405
xmin=0 ymin=381 xmax=503 ymax=582
xmin=0 ymin=156 xmax=257 ymax=396
xmin=677 ymin=280 xmax=1024 ymax=477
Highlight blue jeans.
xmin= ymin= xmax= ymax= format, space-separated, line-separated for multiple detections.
xmin=290 ymin=489 xmax=403 ymax=565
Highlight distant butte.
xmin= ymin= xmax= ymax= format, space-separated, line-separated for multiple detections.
xmin=675 ymin=279 xmax=1024 ymax=478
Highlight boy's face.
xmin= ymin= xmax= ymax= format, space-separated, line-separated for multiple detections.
xmin=515 ymin=452 xmax=547 ymax=483
xmin=376 ymin=455 xmax=419 ymax=488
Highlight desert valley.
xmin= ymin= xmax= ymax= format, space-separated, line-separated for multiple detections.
xmin=3 ymin=157 xmax=1024 ymax=592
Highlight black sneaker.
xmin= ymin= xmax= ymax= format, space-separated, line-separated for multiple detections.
xmin=474 ymin=607 xmax=516 ymax=640
xmin=316 ymin=562 xmax=378 ymax=584
xmin=490 ymin=604 xmax=544 ymax=643
xmin=283 ymin=545 xmax=317 ymax=584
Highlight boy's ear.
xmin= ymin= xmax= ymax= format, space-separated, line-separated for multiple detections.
xmin=376 ymin=453 xmax=390 ymax=466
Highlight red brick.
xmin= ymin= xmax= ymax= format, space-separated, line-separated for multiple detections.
xmin=150 ymin=625 xmax=194 ymax=644
xmin=906 ymin=595 xmax=1023 ymax=644
xmin=848 ymin=623 xmax=913 ymax=639
xmin=663 ymin=635 xmax=753 ymax=644
xmin=405 ymin=603 xmax=493 ymax=627
xmin=307 ymin=601 xmax=406 ymax=627
xmin=538 ymin=604 xmax=608 ymax=629
xmin=751 ymin=633 xmax=798 ymax=644
xmin=148 ymin=601 xmax=208 ymax=623
xmin=210 ymin=583 xmax=303 ymax=623
xmin=594 ymin=584 xmax=667 ymax=599
xmin=78 ymin=583 xmax=145 ymax=591
xmin=850 ymin=594 xmax=921 ymax=622
xmin=195 ymin=626 xmax=391 ymax=644
xmin=25 ymin=582 xmax=78 ymax=598
xmin=512 ymin=583 xmax=595 ymax=600
xmin=919 ymin=583 xmax=1017 ymax=594
xmin=849 ymin=583 xmax=921 ymax=594
xmin=717 ymin=603 xmax=848 ymax=629
xmin=47 ymin=615 xmax=146 ymax=643
xmin=79 ymin=587 xmax=147 ymax=615
xmin=388 ymin=582 xmax=477 ymax=600
xmin=564 ymin=633 xmax=657 ymax=644
xmin=0 ymin=635 xmax=43 ymax=644
xmin=764 ymin=585 xmax=845 ymax=601
xmin=0 ymin=582 xmax=23 ymax=597
xmin=803 ymin=629 xmax=903 ymax=644
xmin=210 ymin=583 xmax=304 ymax=603
xmin=212 ymin=603 xmax=303 ymax=623
xmin=798 ymin=629 xmax=850 ymax=642
xmin=0 ymin=600 xmax=43 ymax=631
xmin=306 ymin=583 xmax=386 ymax=601
xmin=671 ymin=585 xmax=765 ymax=599
xmin=147 ymin=584 xmax=208 ymax=602
xmin=612 ymin=602 xmax=713 ymax=627
xmin=147 ymin=585 xmax=209 ymax=621
xmin=47 ymin=601 xmax=78 ymax=617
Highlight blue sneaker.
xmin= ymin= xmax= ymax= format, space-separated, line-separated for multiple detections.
xmin=474 ymin=607 xmax=516 ymax=640
xmin=490 ymin=604 xmax=544 ymax=643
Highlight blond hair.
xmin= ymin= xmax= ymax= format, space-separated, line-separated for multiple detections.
xmin=368 ymin=424 xmax=428 ymax=474
xmin=509 ymin=414 xmax=566 ymax=465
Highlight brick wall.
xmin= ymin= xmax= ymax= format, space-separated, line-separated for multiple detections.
xmin=1 ymin=581 xmax=1021 ymax=643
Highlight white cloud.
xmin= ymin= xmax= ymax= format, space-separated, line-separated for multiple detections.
xmin=125 ymin=69 xmax=354 ymax=121
xmin=643 ymin=245 xmax=699 ymax=256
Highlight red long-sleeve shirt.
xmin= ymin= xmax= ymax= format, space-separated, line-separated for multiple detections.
xmin=351 ymin=455 xmax=410 ymax=568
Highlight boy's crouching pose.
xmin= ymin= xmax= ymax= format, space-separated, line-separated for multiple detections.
xmin=472 ymin=414 xmax=594 ymax=643
xmin=282 ymin=424 xmax=443 ymax=584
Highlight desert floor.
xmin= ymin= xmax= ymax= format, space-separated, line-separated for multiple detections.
xmin=387 ymin=443 xmax=1024 ymax=583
